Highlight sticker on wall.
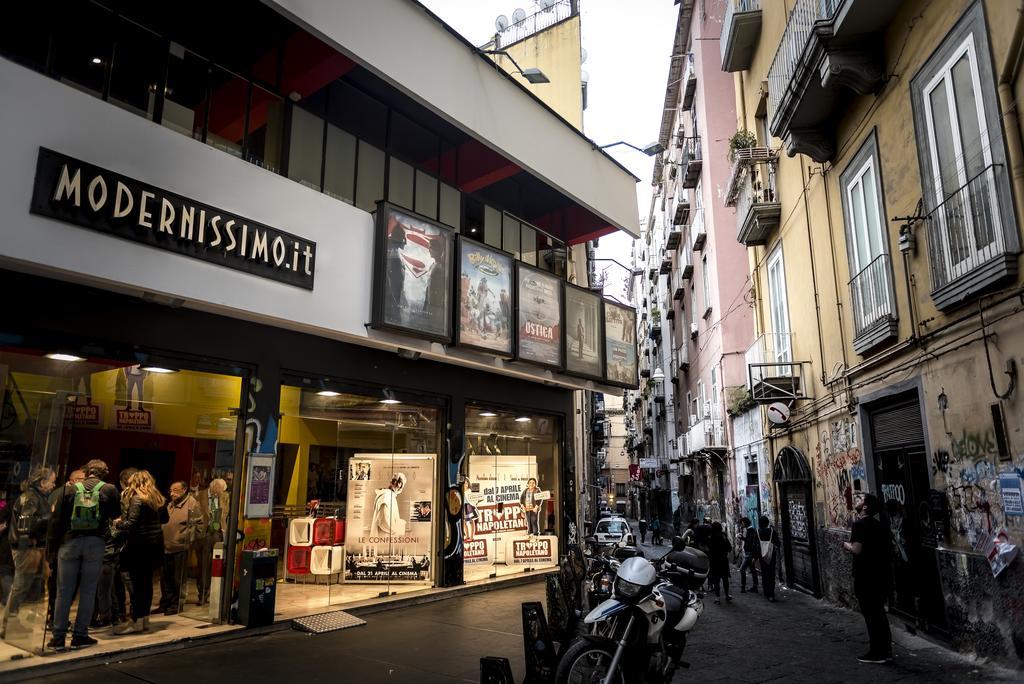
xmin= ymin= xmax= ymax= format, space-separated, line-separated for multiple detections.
xmin=999 ymin=471 xmax=1023 ymax=516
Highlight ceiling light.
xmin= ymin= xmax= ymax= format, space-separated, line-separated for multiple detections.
xmin=380 ymin=388 xmax=401 ymax=405
xmin=380 ymin=398 xmax=402 ymax=405
xmin=142 ymin=366 xmax=178 ymax=374
xmin=91 ymin=57 xmax=102 ymax=65
xmin=479 ymin=411 xmax=497 ymax=417
xmin=317 ymin=390 xmax=341 ymax=397
xmin=46 ymin=353 xmax=85 ymax=362
xmin=515 ymin=416 xmax=532 ymax=423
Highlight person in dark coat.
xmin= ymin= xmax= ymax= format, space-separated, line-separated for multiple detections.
xmin=638 ymin=518 xmax=648 ymax=544
xmin=113 ymin=470 xmax=168 ymax=634
xmin=738 ymin=516 xmax=760 ymax=593
xmin=757 ymin=515 xmax=780 ymax=602
xmin=708 ymin=521 xmax=733 ymax=603
xmin=844 ymin=493 xmax=893 ymax=664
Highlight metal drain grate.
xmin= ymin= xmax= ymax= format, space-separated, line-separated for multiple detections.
xmin=292 ymin=610 xmax=366 ymax=634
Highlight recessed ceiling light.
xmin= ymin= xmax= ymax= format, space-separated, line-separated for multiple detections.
xmin=479 ymin=411 xmax=497 ymax=417
xmin=91 ymin=57 xmax=102 ymax=65
xmin=142 ymin=366 xmax=178 ymax=374
xmin=379 ymin=398 xmax=402 ymax=405
xmin=317 ymin=390 xmax=341 ymax=397
xmin=515 ymin=416 xmax=531 ymax=422
xmin=45 ymin=353 xmax=85 ymax=362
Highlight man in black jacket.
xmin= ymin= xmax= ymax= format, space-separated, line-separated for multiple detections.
xmin=738 ymin=516 xmax=760 ymax=593
xmin=0 ymin=466 xmax=56 ymax=639
xmin=844 ymin=493 xmax=893 ymax=664
xmin=46 ymin=459 xmax=119 ymax=651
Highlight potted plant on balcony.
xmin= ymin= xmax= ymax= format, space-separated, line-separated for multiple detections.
xmin=727 ymin=129 xmax=758 ymax=163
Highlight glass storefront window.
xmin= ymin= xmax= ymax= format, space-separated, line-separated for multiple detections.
xmin=0 ymin=351 xmax=243 ymax=655
xmin=270 ymin=387 xmax=440 ymax=616
xmin=462 ymin=407 xmax=561 ymax=582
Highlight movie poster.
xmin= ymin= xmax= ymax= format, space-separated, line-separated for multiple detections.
xmin=457 ymin=240 xmax=514 ymax=356
xmin=344 ymin=453 xmax=436 ymax=582
xmin=375 ymin=204 xmax=453 ymax=341
xmin=604 ymin=301 xmax=638 ymax=388
xmin=516 ymin=265 xmax=562 ymax=367
xmin=564 ymin=284 xmax=604 ymax=379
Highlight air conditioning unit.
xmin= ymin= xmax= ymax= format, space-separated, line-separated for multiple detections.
xmin=690 ymin=322 xmax=699 ymax=338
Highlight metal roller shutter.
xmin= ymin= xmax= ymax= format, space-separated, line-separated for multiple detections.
xmin=871 ymin=401 xmax=924 ymax=451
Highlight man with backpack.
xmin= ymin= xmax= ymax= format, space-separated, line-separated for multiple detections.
xmin=46 ymin=459 xmax=119 ymax=651
xmin=0 ymin=466 xmax=56 ymax=639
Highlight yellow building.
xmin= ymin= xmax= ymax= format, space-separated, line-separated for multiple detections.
xmin=723 ymin=0 xmax=1024 ymax=662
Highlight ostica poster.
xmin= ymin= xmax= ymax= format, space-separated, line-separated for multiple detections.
xmin=457 ymin=239 xmax=514 ymax=355
xmin=516 ymin=266 xmax=562 ymax=367
xmin=343 ymin=453 xmax=436 ymax=582
xmin=604 ymin=301 xmax=638 ymax=388
xmin=375 ymin=204 xmax=453 ymax=342
xmin=564 ymin=284 xmax=604 ymax=379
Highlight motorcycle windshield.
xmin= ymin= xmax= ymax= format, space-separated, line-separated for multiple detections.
xmin=584 ymin=598 xmax=629 ymax=624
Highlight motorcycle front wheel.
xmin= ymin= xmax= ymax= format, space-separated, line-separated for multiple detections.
xmin=555 ymin=638 xmax=627 ymax=684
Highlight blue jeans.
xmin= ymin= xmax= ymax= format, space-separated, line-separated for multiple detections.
xmin=53 ymin=536 xmax=104 ymax=639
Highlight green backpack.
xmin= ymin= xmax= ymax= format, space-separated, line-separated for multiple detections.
xmin=70 ymin=480 xmax=104 ymax=531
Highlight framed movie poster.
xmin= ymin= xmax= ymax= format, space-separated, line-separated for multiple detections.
xmin=371 ymin=202 xmax=454 ymax=343
xmin=563 ymin=283 xmax=605 ymax=381
xmin=455 ymin=237 xmax=515 ymax=357
xmin=603 ymin=300 xmax=639 ymax=389
xmin=244 ymin=453 xmax=275 ymax=519
xmin=515 ymin=263 xmax=563 ymax=369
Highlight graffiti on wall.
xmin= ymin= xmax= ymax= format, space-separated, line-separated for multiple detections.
xmin=816 ymin=416 xmax=865 ymax=529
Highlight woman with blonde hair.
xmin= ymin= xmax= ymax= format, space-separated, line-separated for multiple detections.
xmin=113 ymin=470 xmax=167 ymax=634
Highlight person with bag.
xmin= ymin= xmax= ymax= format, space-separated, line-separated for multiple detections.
xmin=0 ymin=466 xmax=56 ymax=639
xmin=158 ymin=481 xmax=202 ymax=614
xmin=757 ymin=515 xmax=780 ymax=602
xmin=46 ymin=459 xmax=119 ymax=651
xmin=649 ymin=517 xmax=662 ymax=545
xmin=113 ymin=470 xmax=167 ymax=634
xmin=844 ymin=493 xmax=893 ymax=664
xmin=738 ymin=516 xmax=760 ymax=593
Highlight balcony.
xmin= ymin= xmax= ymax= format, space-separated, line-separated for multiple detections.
xmin=660 ymin=248 xmax=672 ymax=274
xmin=674 ymin=198 xmax=691 ymax=226
xmin=746 ymin=333 xmax=807 ymax=403
xmin=924 ymin=164 xmax=1019 ymax=311
xmin=682 ymin=53 xmax=697 ymax=110
xmin=690 ymin=208 xmax=707 ymax=252
xmin=849 ymin=253 xmax=898 ymax=355
xmin=726 ymin=151 xmax=780 ymax=246
xmin=687 ymin=418 xmax=726 ymax=454
xmin=767 ymin=0 xmax=904 ymax=162
xmin=649 ymin=319 xmax=662 ymax=341
xmin=681 ymin=136 xmax=702 ymax=189
xmin=721 ymin=1 xmax=763 ymax=73
xmin=672 ymin=343 xmax=689 ymax=377
xmin=666 ymin=227 xmax=682 ymax=250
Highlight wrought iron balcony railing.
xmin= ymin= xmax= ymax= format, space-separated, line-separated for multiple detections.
xmin=849 ymin=253 xmax=895 ymax=338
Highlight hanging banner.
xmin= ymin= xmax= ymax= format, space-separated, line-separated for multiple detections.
xmin=344 ymin=454 xmax=436 ymax=582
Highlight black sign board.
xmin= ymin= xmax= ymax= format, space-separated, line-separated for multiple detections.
xmin=30 ymin=147 xmax=316 ymax=289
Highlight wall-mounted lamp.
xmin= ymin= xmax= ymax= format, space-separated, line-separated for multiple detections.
xmin=597 ymin=141 xmax=665 ymax=156
xmin=937 ymin=387 xmax=952 ymax=437
xmin=479 ymin=49 xmax=550 ymax=84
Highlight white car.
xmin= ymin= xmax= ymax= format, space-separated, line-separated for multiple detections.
xmin=593 ymin=518 xmax=636 ymax=546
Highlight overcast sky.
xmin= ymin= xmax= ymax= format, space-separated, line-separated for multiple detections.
xmin=419 ymin=0 xmax=679 ymax=300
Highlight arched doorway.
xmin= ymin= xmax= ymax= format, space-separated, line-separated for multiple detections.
xmin=772 ymin=446 xmax=820 ymax=596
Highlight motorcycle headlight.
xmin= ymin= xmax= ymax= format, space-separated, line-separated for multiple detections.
xmin=614 ymin=576 xmax=644 ymax=598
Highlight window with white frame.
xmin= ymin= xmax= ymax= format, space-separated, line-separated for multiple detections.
xmin=710 ymin=366 xmax=719 ymax=420
xmin=766 ymin=247 xmax=792 ymax=365
xmin=696 ymin=380 xmax=707 ymax=420
xmin=701 ymin=254 xmax=711 ymax=317
xmin=840 ymin=132 xmax=895 ymax=340
xmin=911 ymin=3 xmax=1019 ymax=306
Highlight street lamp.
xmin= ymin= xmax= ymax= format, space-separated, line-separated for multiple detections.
xmin=598 ymin=141 xmax=666 ymax=156
xmin=479 ymin=49 xmax=550 ymax=84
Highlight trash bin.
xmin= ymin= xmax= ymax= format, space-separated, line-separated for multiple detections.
xmin=239 ymin=548 xmax=278 ymax=627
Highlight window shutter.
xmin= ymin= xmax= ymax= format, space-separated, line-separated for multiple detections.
xmin=871 ymin=402 xmax=924 ymax=451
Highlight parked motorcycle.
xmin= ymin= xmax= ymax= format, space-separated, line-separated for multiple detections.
xmin=583 ymin=542 xmax=645 ymax=610
xmin=556 ymin=537 xmax=709 ymax=684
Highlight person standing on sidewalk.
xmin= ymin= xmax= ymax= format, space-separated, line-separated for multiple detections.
xmin=114 ymin=470 xmax=167 ymax=634
xmin=844 ymin=493 xmax=893 ymax=664
xmin=738 ymin=517 xmax=760 ymax=593
xmin=708 ymin=521 xmax=733 ymax=603
xmin=649 ymin=517 xmax=662 ymax=545
xmin=638 ymin=518 xmax=648 ymax=544
xmin=757 ymin=515 xmax=780 ymax=602
xmin=159 ymin=481 xmax=203 ymax=614
xmin=46 ymin=459 xmax=119 ymax=651
xmin=1 ymin=466 xmax=56 ymax=639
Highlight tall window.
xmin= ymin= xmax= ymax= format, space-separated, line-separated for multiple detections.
xmin=710 ymin=366 xmax=719 ymax=420
xmin=911 ymin=3 xmax=1018 ymax=305
xmin=841 ymin=133 xmax=894 ymax=340
xmin=701 ymin=254 xmax=711 ymax=317
xmin=766 ymin=247 xmax=792 ymax=364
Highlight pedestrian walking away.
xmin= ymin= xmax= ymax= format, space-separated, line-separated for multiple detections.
xmin=756 ymin=515 xmax=780 ymax=602
xmin=46 ymin=459 xmax=119 ymax=651
xmin=708 ymin=521 xmax=733 ymax=603
xmin=649 ymin=517 xmax=662 ymax=545
xmin=638 ymin=518 xmax=648 ymax=544
xmin=844 ymin=493 xmax=894 ymax=664
xmin=738 ymin=516 xmax=760 ymax=593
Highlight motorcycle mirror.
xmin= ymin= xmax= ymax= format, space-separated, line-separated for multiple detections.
xmin=671 ymin=535 xmax=687 ymax=551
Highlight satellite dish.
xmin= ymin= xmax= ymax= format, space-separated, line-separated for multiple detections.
xmin=580 ymin=47 xmax=588 ymax=64
xmin=540 ymin=0 xmax=556 ymax=9
xmin=512 ymin=8 xmax=527 ymax=23
xmin=767 ymin=402 xmax=791 ymax=425
xmin=495 ymin=14 xmax=509 ymax=31
xmin=581 ymin=70 xmax=589 ymax=84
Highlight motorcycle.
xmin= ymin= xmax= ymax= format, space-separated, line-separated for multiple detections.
xmin=556 ymin=537 xmax=709 ymax=684
xmin=584 ymin=541 xmax=645 ymax=610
